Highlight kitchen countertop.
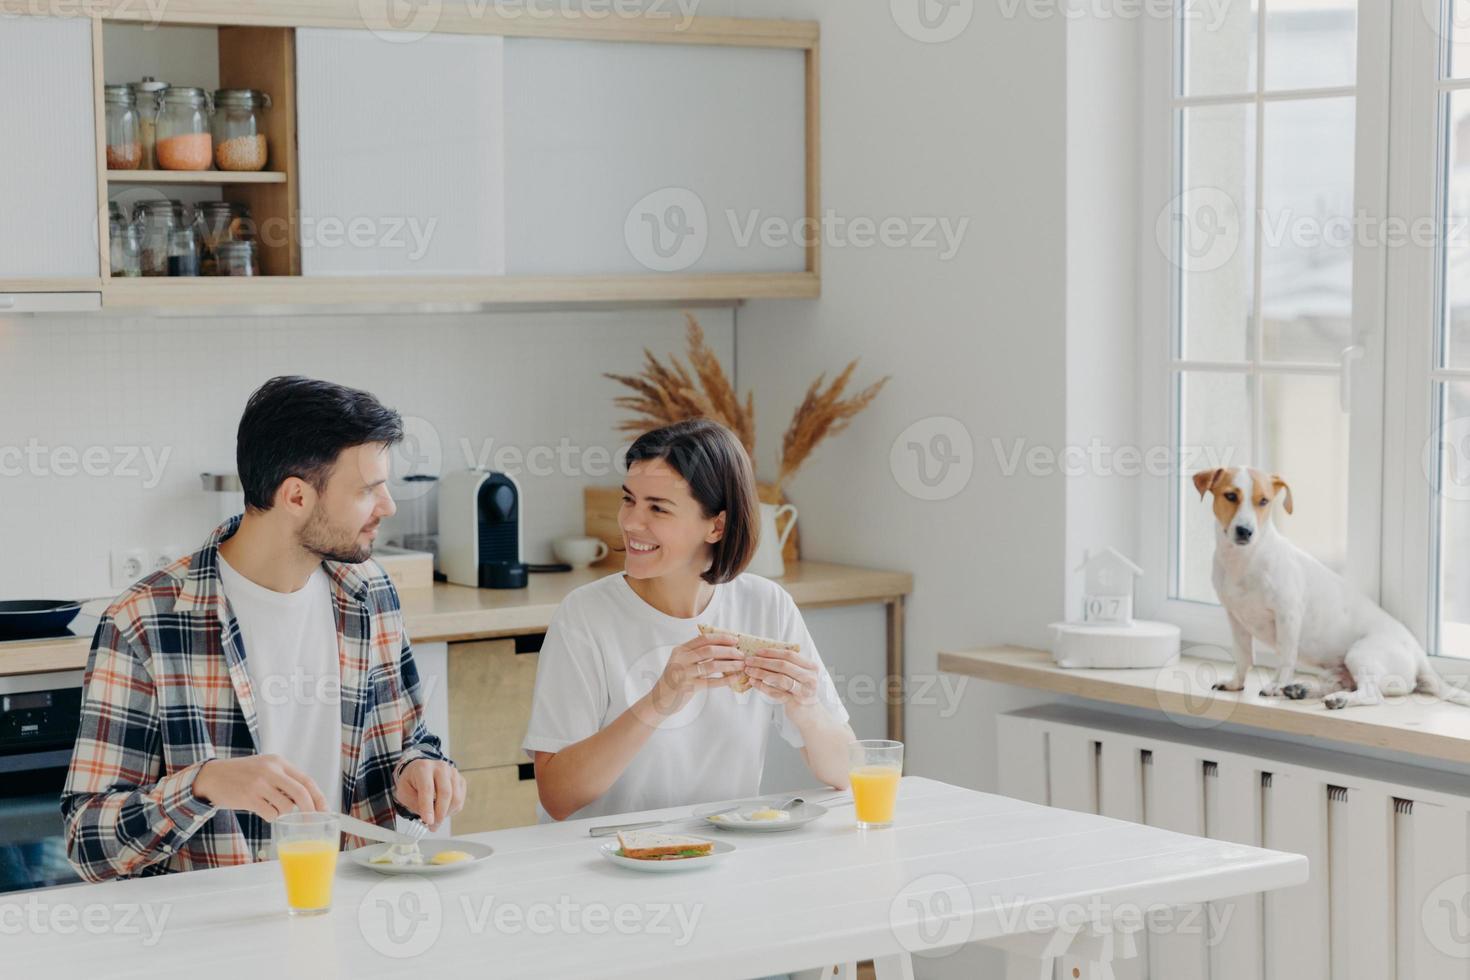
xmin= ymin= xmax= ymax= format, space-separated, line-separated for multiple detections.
xmin=0 ymin=561 xmax=913 ymax=678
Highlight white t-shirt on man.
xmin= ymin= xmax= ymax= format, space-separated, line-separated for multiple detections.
xmin=218 ymin=556 xmax=342 ymax=808
xmin=522 ymin=572 xmax=849 ymax=821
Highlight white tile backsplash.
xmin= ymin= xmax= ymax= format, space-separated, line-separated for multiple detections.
xmin=0 ymin=308 xmax=733 ymax=601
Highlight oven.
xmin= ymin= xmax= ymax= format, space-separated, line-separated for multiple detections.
xmin=0 ymin=670 xmax=84 ymax=893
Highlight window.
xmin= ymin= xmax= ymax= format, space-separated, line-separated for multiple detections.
xmin=1139 ymin=0 xmax=1392 ymax=646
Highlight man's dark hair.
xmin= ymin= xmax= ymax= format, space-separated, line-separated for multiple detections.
xmin=237 ymin=376 xmax=404 ymax=511
xmin=624 ymin=418 xmax=759 ymax=585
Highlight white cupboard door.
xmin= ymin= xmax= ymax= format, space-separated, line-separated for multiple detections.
xmin=504 ymin=39 xmax=808 ymax=276
xmin=295 ymin=29 xmax=505 ymax=277
xmin=0 ymin=16 xmax=100 ymax=282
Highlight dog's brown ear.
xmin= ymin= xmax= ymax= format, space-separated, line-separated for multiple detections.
xmin=1271 ymin=474 xmax=1293 ymax=514
xmin=1192 ymin=468 xmax=1223 ymax=499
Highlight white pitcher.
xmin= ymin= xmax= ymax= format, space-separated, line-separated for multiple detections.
xmin=747 ymin=501 xmax=798 ymax=579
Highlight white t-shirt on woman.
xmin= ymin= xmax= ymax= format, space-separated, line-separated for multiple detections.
xmin=521 ymin=572 xmax=849 ymax=821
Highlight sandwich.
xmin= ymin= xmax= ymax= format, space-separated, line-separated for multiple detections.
xmin=697 ymin=624 xmax=800 ymax=693
xmin=615 ymin=830 xmax=715 ymax=861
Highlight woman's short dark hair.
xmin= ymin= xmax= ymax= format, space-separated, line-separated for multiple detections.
xmin=624 ymin=418 xmax=759 ymax=585
xmin=237 ymin=376 xmax=404 ymax=511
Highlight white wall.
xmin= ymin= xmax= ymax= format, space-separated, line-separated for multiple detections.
xmin=729 ymin=0 xmax=1076 ymax=801
xmin=0 ymin=308 xmax=732 ymax=599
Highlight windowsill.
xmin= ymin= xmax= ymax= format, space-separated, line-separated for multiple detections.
xmin=938 ymin=645 xmax=1470 ymax=766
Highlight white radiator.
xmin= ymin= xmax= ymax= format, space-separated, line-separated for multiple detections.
xmin=997 ymin=705 xmax=1470 ymax=980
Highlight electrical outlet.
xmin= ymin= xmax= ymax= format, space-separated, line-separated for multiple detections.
xmin=153 ymin=546 xmax=183 ymax=572
xmin=110 ymin=548 xmax=149 ymax=590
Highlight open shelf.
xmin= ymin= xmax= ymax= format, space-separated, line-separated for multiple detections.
xmin=107 ymin=169 xmax=287 ymax=184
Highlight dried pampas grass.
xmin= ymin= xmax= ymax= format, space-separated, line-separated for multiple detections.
xmin=605 ymin=313 xmax=888 ymax=491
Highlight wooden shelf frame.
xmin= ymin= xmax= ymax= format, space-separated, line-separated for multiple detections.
xmin=2 ymin=0 xmax=822 ymax=308
xmin=105 ymin=170 xmax=288 ymax=184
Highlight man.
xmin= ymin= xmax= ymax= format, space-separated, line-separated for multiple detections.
xmin=62 ymin=376 xmax=465 ymax=881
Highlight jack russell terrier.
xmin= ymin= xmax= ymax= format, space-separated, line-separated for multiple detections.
xmin=1192 ymin=466 xmax=1470 ymax=709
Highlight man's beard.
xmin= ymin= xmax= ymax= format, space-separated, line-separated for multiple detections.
xmin=298 ymin=506 xmax=374 ymax=564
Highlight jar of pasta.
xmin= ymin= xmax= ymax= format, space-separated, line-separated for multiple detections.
xmin=212 ymin=89 xmax=271 ymax=172
xmin=156 ymin=87 xmax=213 ymax=171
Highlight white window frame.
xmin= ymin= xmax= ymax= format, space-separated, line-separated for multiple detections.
xmin=1136 ymin=0 xmax=1394 ymax=651
xmin=1380 ymin=0 xmax=1470 ymax=658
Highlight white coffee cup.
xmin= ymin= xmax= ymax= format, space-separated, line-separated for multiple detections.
xmin=554 ymin=536 xmax=610 ymax=569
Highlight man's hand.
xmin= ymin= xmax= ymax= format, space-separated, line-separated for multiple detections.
xmin=192 ymin=755 xmax=329 ymax=821
xmin=394 ymin=759 xmax=466 ymax=830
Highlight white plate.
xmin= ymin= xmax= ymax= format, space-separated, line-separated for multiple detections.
xmin=598 ymin=838 xmax=734 ymax=873
xmin=694 ymin=799 xmax=829 ymax=832
xmin=349 ymin=838 xmax=493 ymax=875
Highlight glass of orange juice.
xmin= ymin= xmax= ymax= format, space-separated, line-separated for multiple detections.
xmin=849 ymin=739 xmax=903 ymax=829
xmin=274 ymin=812 xmax=341 ymax=916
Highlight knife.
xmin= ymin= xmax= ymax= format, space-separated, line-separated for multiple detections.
xmin=588 ymin=804 xmax=743 ymax=838
xmin=336 ymin=813 xmax=414 ymax=846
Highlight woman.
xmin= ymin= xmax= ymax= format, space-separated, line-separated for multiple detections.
xmin=524 ymin=418 xmax=855 ymax=821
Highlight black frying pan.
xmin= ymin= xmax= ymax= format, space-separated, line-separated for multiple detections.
xmin=0 ymin=600 xmax=82 ymax=640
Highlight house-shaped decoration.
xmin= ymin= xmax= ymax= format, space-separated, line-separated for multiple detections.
xmin=1076 ymin=547 xmax=1143 ymax=625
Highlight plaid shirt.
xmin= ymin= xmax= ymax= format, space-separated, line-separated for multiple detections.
xmin=61 ymin=517 xmax=451 ymax=882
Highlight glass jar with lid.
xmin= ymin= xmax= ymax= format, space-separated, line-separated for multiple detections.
xmin=107 ymin=202 xmax=141 ymax=277
xmin=197 ymin=201 xmax=256 ymax=275
xmin=212 ymin=90 xmax=271 ymax=172
xmin=133 ymin=200 xmax=177 ymax=277
xmin=156 ymin=87 xmax=213 ymax=171
xmin=215 ymin=240 xmax=260 ymax=277
xmin=128 ymin=77 xmax=168 ymax=169
xmin=104 ymin=85 xmax=141 ymax=170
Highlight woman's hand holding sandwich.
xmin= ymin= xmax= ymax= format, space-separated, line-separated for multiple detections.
xmin=640 ymin=633 xmax=748 ymax=724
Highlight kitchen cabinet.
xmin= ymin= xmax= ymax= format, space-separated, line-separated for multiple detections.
xmin=295 ymin=29 xmax=506 ymax=277
xmin=0 ymin=16 xmax=103 ymax=296
xmin=503 ymin=39 xmax=808 ymax=276
xmin=447 ymin=635 xmax=542 ymax=833
xmin=1 ymin=0 xmax=819 ymax=311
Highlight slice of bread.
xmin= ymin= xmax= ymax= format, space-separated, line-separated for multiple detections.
xmin=697 ymin=624 xmax=800 ymax=693
xmin=615 ymin=830 xmax=715 ymax=860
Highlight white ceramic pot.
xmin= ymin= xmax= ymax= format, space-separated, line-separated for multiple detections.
xmin=747 ymin=502 xmax=798 ymax=579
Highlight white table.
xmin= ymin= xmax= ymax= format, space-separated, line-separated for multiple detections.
xmin=4 ymin=777 xmax=1305 ymax=979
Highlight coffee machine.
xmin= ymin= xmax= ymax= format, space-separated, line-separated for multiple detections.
xmin=437 ymin=469 xmax=529 ymax=589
